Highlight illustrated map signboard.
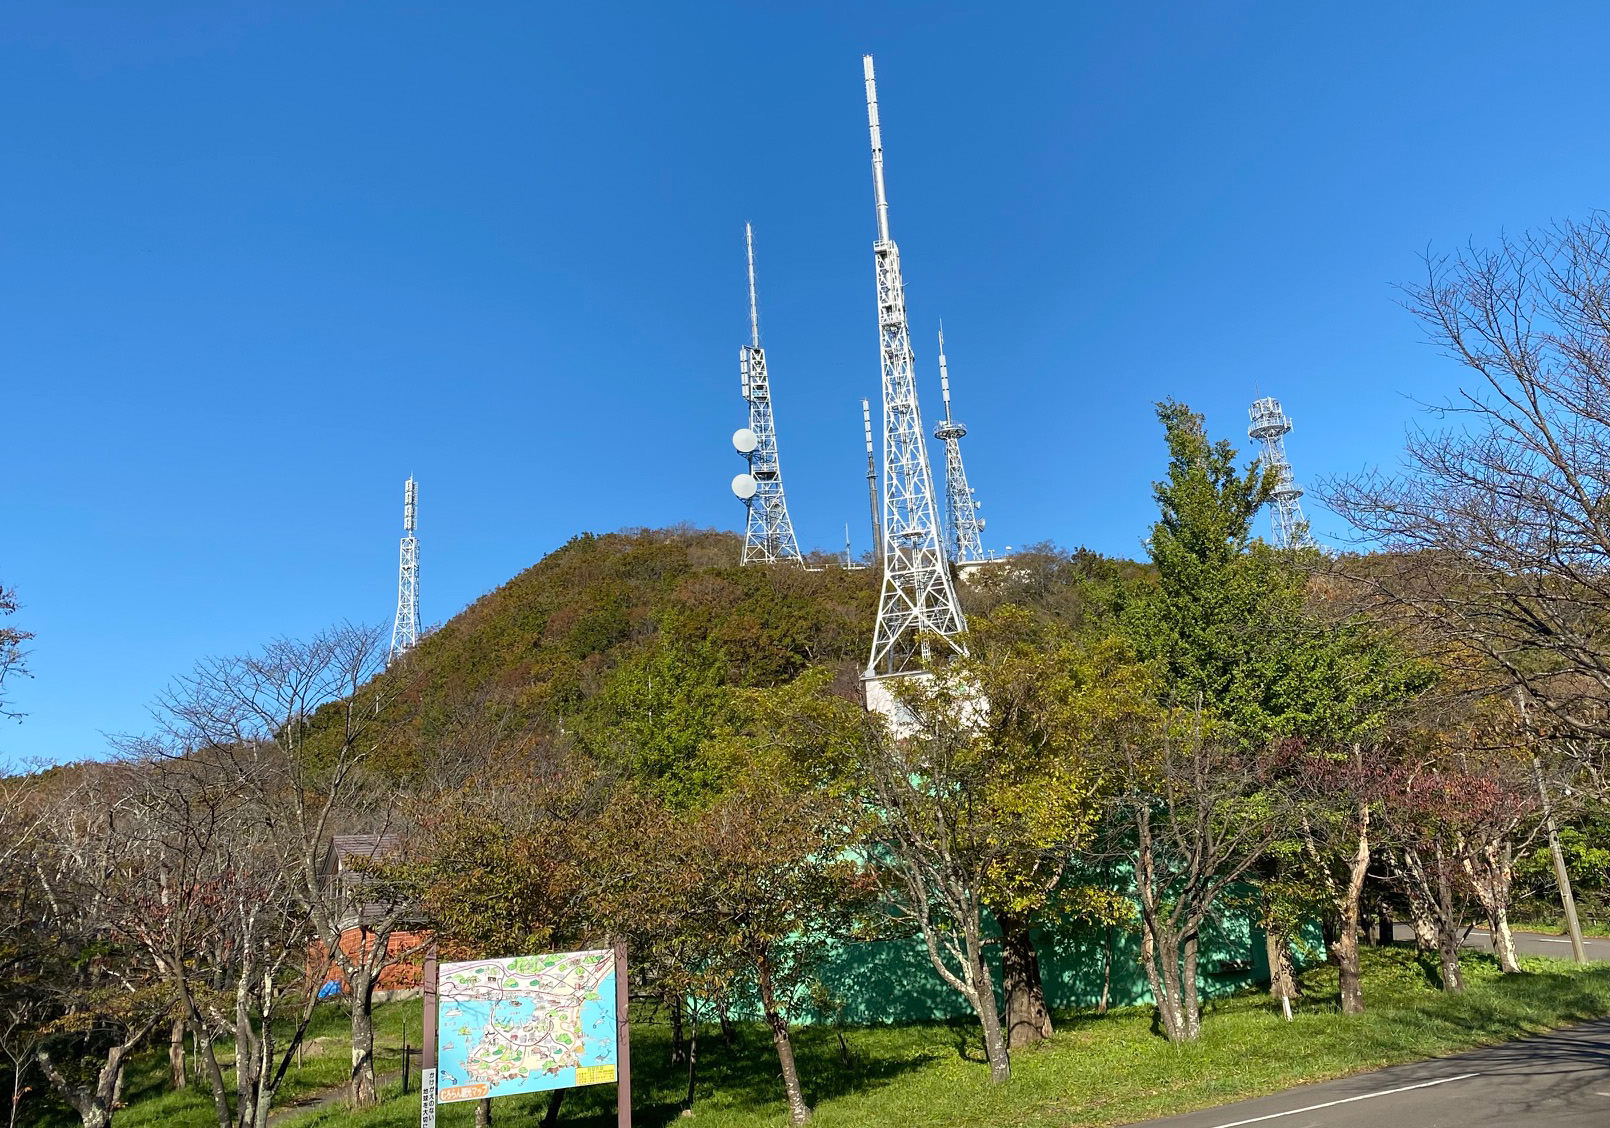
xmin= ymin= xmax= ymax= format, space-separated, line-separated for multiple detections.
xmin=436 ymin=949 xmax=619 ymax=1103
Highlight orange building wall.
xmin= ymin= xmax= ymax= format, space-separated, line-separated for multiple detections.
xmin=310 ymin=928 xmax=433 ymax=992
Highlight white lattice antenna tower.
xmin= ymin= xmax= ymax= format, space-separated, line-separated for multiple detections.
xmin=1247 ymin=397 xmax=1312 ymax=548
xmin=933 ymin=324 xmax=987 ymax=563
xmin=389 ymin=476 xmax=420 ymax=663
xmin=862 ymin=55 xmax=966 ymax=678
xmin=732 ymin=224 xmax=803 ymax=565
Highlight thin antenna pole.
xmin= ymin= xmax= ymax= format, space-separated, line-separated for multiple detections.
xmin=863 ymin=397 xmax=881 ymax=559
xmin=745 ymin=222 xmax=760 ymax=348
xmin=863 ymin=55 xmax=891 ymax=244
xmin=938 ymin=322 xmax=953 ymax=423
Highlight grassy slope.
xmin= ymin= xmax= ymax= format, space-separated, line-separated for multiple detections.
xmin=253 ymin=949 xmax=1610 ymax=1128
xmin=37 ymin=1001 xmax=422 ymax=1128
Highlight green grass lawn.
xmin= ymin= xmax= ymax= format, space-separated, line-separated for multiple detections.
xmin=30 ymin=948 xmax=1610 ymax=1128
xmin=29 ymin=998 xmax=425 ymax=1128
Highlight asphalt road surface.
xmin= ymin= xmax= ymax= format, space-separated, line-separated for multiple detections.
xmin=1389 ymin=923 xmax=1610 ymax=962
xmin=1135 ymin=1019 xmax=1610 ymax=1127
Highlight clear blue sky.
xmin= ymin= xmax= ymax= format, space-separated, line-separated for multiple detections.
xmin=4 ymin=1 xmax=1606 ymax=766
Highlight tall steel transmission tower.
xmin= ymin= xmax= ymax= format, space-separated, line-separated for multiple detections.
xmin=933 ymin=325 xmax=986 ymax=563
xmin=389 ymin=476 xmax=420 ymax=663
xmin=1247 ymin=396 xmax=1312 ymax=548
xmin=862 ymin=55 xmax=966 ymax=679
xmin=732 ymin=223 xmax=803 ymax=565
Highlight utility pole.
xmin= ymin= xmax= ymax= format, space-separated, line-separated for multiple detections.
xmin=1515 ymin=692 xmax=1587 ymax=963
xmin=861 ymin=54 xmax=966 ymax=681
xmin=389 ymin=477 xmax=420 ymax=664
xmin=1534 ymin=754 xmax=1588 ymax=963
xmin=732 ymin=224 xmax=803 ymax=564
xmin=933 ymin=324 xmax=986 ymax=563
xmin=1247 ymin=397 xmax=1313 ymax=549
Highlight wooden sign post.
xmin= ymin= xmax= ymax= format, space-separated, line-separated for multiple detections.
xmin=615 ymin=940 xmax=631 ymax=1128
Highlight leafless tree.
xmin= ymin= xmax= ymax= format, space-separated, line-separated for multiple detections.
xmin=0 ymin=585 xmax=33 ymax=724
xmin=1323 ymin=213 xmax=1610 ymax=796
xmin=149 ymin=622 xmax=415 ymax=1111
xmin=24 ymin=766 xmax=170 ymax=1128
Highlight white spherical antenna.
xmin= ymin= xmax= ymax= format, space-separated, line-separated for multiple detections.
xmin=732 ymin=427 xmax=759 ymax=454
xmin=731 ymin=473 xmax=758 ymax=500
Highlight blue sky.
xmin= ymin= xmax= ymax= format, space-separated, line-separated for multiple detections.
xmin=4 ymin=1 xmax=1607 ymax=765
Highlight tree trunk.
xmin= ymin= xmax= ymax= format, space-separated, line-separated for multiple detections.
xmin=36 ymin=1043 xmax=126 ymax=1128
xmin=1263 ymin=925 xmax=1299 ymax=1005
xmin=1097 ymin=925 xmax=1113 ymax=1015
xmin=10 ymin=1053 xmax=25 ymax=1128
xmin=9 ymin=1056 xmax=25 ymax=1128
xmin=168 ymin=1017 xmax=187 ymax=1091
xmin=475 ymin=1096 xmax=493 ymax=1127
xmin=683 ymin=1015 xmax=699 ymax=1111
xmin=1336 ymin=900 xmax=1364 ymax=1016
xmin=998 ymin=913 xmax=1053 ymax=1048
xmin=968 ymin=943 xmax=1012 ymax=1083
xmin=541 ymin=1088 xmax=566 ymax=1128
xmin=756 ymin=961 xmax=811 ymax=1125
xmin=1150 ymin=929 xmax=1191 ymax=1043
xmin=349 ymin=974 xmax=378 ymax=1107
xmin=1337 ymin=805 xmax=1370 ymax=1015
xmin=190 ymin=1013 xmax=232 ymax=1128
xmin=1181 ymin=931 xmax=1201 ymax=1041
xmin=669 ymin=996 xmax=686 ymax=1064
xmin=1467 ymin=841 xmax=1522 ymax=974
xmin=1433 ymin=857 xmax=1466 ymax=994
xmin=1490 ymin=906 xmax=1521 ymax=974
xmin=1405 ymin=879 xmax=1437 ymax=951
xmin=1436 ymin=926 xmax=1465 ymax=993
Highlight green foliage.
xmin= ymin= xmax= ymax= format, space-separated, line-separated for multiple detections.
xmin=1125 ymin=401 xmax=1432 ymax=747
xmin=579 ymin=633 xmax=732 ymax=809
xmin=120 ymin=951 xmax=1610 ymax=1128
xmin=369 ymin=529 xmax=877 ymax=780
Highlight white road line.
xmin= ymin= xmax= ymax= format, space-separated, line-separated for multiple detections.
xmin=1202 ymin=1072 xmax=1481 ymax=1128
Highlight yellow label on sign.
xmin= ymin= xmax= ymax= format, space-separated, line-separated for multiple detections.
xmin=439 ymin=1083 xmax=490 ymax=1102
xmin=574 ymin=1064 xmax=617 ymax=1086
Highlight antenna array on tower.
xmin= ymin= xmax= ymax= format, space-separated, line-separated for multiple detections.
xmin=861 ymin=55 xmax=967 ymax=678
xmin=732 ymin=224 xmax=803 ymax=565
xmin=933 ymin=325 xmax=987 ymax=563
xmin=1247 ymin=397 xmax=1312 ymax=549
xmin=389 ymin=476 xmax=420 ymax=663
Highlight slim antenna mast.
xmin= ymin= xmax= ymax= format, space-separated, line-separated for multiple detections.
xmin=862 ymin=397 xmax=881 ymax=559
xmin=746 ymin=223 xmax=761 ymax=348
xmin=862 ymin=55 xmax=966 ymax=679
xmin=732 ymin=223 xmax=803 ymax=564
xmin=389 ymin=476 xmax=420 ymax=663
xmin=933 ymin=324 xmax=987 ymax=563
xmin=1247 ymin=396 xmax=1313 ymax=549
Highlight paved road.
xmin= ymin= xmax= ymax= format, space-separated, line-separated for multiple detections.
xmin=1390 ymin=923 xmax=1610 ymax=962
xmin=1136 ymin=1019 xmax=1610 ymax=1127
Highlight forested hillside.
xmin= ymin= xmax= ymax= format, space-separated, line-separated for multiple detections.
xmin=368 ymin=526 xmax=1136 ymax=790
